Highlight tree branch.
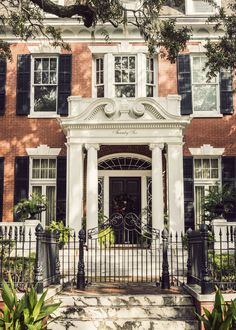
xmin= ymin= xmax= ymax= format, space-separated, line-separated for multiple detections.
xmin=30 ymin=0 xmax=96 ymax=27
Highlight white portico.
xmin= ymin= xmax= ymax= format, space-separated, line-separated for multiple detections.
xmin=59 ymin=96 xmax=190 ymax=233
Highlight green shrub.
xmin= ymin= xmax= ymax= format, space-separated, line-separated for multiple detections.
xmin=46 ymin=221 xmax=72 ymax=249
xmin=196 ymin=287 xmax=236 ymax=330
xmin=98 ymin=227 xmax=115 ymax=247
xmin=208 ymin=252 xmax=236 ymax=281
xmin=0 ymin=275 xmax=60 ymax=329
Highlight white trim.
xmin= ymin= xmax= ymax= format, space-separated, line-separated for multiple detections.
xmin=26 ymin=144 xmax=61 ymax=156
xmin=90 ymin=43 xmax=157 ymax=98
xmin=189 ymin=144 xmax=225 ymax=156
xmin=190 ymin=54 xmax=220 ymax=115
xmin=28 ymin=43 xmax=60 ymax=54
xmin=98 ymin=170 xmax=151 ymax=177
xmin=89 ymin=41 xmax=149 ymax=54
xmin=30 ymin=55 xmax=59 ymax=116
xmin=98 ymin=170 xmax=151 ymax=220
xmin=98 ymin=153 xmax=151 ymax=163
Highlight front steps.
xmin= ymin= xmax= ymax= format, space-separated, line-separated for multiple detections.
xmin=51 ymin=290 xmax=199 ymax=329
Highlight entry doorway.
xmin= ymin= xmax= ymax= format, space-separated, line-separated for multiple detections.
xmin=109 ymin=177 xmax=141 ymax=244
xmin=109 ymin=177 xmax=141 ymax=216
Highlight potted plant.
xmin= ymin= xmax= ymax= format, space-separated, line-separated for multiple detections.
xmin=202 ymin=184 xmax=235 ymax=223
xmin=14 ymin=193 xmax=48 ymax=221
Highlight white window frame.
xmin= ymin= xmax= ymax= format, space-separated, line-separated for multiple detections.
xmin=194 ymin=157 xmax=221 ymax=226
xmin=29 ymin=157 xmax=57 ymax=227
xmin=30 ymin=55 xmax=59 ymax=117
xmin=190 ymin=54 xmax=220 ymax=117
xmin=114 ymin=55 xmax=136 ymax=98
xmin=92 ymin=53 xmax=157 ymax=98
xmin=185 ymin=0 xmax=221 ymax=16
xmin=95 ymin=57 xmax=104 ymax=98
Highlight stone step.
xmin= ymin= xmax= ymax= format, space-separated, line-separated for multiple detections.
xmin=51 ymin=319 xmax=198 ymax=330
xmin=56 ymin=294 xmax=194 ymax=307
xmin=55 ymin=305 xmax=196 ymax=321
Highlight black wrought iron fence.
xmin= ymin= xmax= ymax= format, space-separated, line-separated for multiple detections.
xmin=2 ymin=220 xmax=236 ymax=295
xmin=187 ymin=224 xmax=236 ymax=293
xmin=0 ymin=225 xmax=35 ymax=290
xmin=0 ymin=223 xmax=61 ymax=293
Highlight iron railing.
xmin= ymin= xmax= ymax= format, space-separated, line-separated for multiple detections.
xmin=1 ymin=219 xmax=236 ymax=294
xmin=187 ymin=224 xmax=236 ymax=293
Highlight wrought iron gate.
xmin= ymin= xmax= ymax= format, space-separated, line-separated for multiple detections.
xmin=85 ymin=213 xmax=160 ymax=284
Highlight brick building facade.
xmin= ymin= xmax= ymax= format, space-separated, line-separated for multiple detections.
xmin=0 ymin=0 xmax=235 ymax=234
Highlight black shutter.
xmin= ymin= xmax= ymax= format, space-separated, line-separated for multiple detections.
xmin=14 ymin=157 xmax=29 ymax=219
xmin=56 ymin=156 xmax=67 ymax=222
xmin=16 ymin=55 xmax=31 ymax=115
xmin=222 ymin=157 xmax=236 ymax=220
xmin=177 ymin=55 xmax=193 ymax=115
xmin=57 ymin=55 xmax=72 ymax=116
xmin=183 ymin=157 xmax=195 ymax=230
xmin=0 ymin=58 xmax=6 ymax=115
xmin=220 ymin=70 xmax=233 ymax=115
xmin=0 ymin=158 xmax=4 ymax=221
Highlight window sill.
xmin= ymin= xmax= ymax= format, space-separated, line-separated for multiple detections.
xmin=190 ymin=113 xmax=223 ymax=118
xmin=28 ymin=113 xmax=60 ymax=119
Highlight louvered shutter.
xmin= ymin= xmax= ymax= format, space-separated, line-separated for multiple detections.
xmin=57 ymin=55 xmax=72 ymax=116
xmin=177 ymin=55 xmax=193 ymax=115
xmin=0 ymin=158 xmax=4 ymax=221
xmin=222 ymin=157 xmax=236 ymax=220
xmin=14 ymin=157 xmax=29 ymax=220
xmin=0 ymin=58 xmax=6 ymax=115
xmin=56 ymin=156 xmax=67 ymax=222
xmin=183 ymin=157 xmax=195 ymax=230
xmin=220 ymin=70 xmax=233 ymax=115
xmin=16 ymin=55 xmax=31 ymax=115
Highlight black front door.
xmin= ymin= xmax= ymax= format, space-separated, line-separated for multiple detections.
xmin=109 ymin=177 xmax=141 ymax=243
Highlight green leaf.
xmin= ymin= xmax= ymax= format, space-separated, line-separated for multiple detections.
xmin=37 ymin=302 xmax=61 ymax=321
xmin=28 ymin=287 xmax=37 ymax=312
xmin=32 ymin=290 xmax=47 ymax=321
xmin=14 ymin=295 xmax=26 ymax=319
xmin=1 ymin=280 xmax=15 ymax=311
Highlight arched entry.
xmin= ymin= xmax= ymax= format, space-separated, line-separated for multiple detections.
xmin=98 ymin=153 xmax=152 ymax=222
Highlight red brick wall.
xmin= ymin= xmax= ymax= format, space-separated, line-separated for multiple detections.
xmin=0 ymin=43 xmax=93 ymax=220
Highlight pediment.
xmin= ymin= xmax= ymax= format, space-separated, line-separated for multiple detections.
xmin=66 ymin=97 xmax=182 ymax=124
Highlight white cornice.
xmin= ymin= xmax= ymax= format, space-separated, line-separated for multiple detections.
xmin=189 ymin=144 xmax=225 ymax=156
xmin=88 ymin=41 xmax=149 ymax=54
xmin=28 ymin=43 xmax=60 ymax=54
xmin=26 ymin=145 xmax=61 ymax=156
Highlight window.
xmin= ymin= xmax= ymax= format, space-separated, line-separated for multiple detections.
xmin=94 ymin=54 xmax=156 ymax=98
xmin=186 ymin=0 xmax=221 ymax=15
xmin=33 ymin=57 xmax=58 ymax=113
xmin=114 ymin=56 xmax=136 ymax=97
xmin=194 ymin=158 xmax=220 ymax=226
xmin=30 ymin=158 xmax=57 ymax=226
xmin=191 ymin=55 xmax=219 ymax=113
xmin=95 ymin=58 xmax=104 ymax=97
xmin=146 ymin=57 xmax=154 ymax=97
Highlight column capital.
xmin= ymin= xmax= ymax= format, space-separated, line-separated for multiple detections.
xmin=85 ymin=143 xmax=100 ymax=151
xmin=149 ymin=143 xmax=164 ymax=151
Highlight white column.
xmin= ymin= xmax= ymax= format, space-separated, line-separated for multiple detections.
xmin=67 ymin=142 xmax=84 ymax=232
xmin=86 ymin=144 xmax=100 ymax=230
xmin=167 ymin=142 xmax=184 ymax=233
xmin=149 ymin=143 xmax=164 ymax=232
